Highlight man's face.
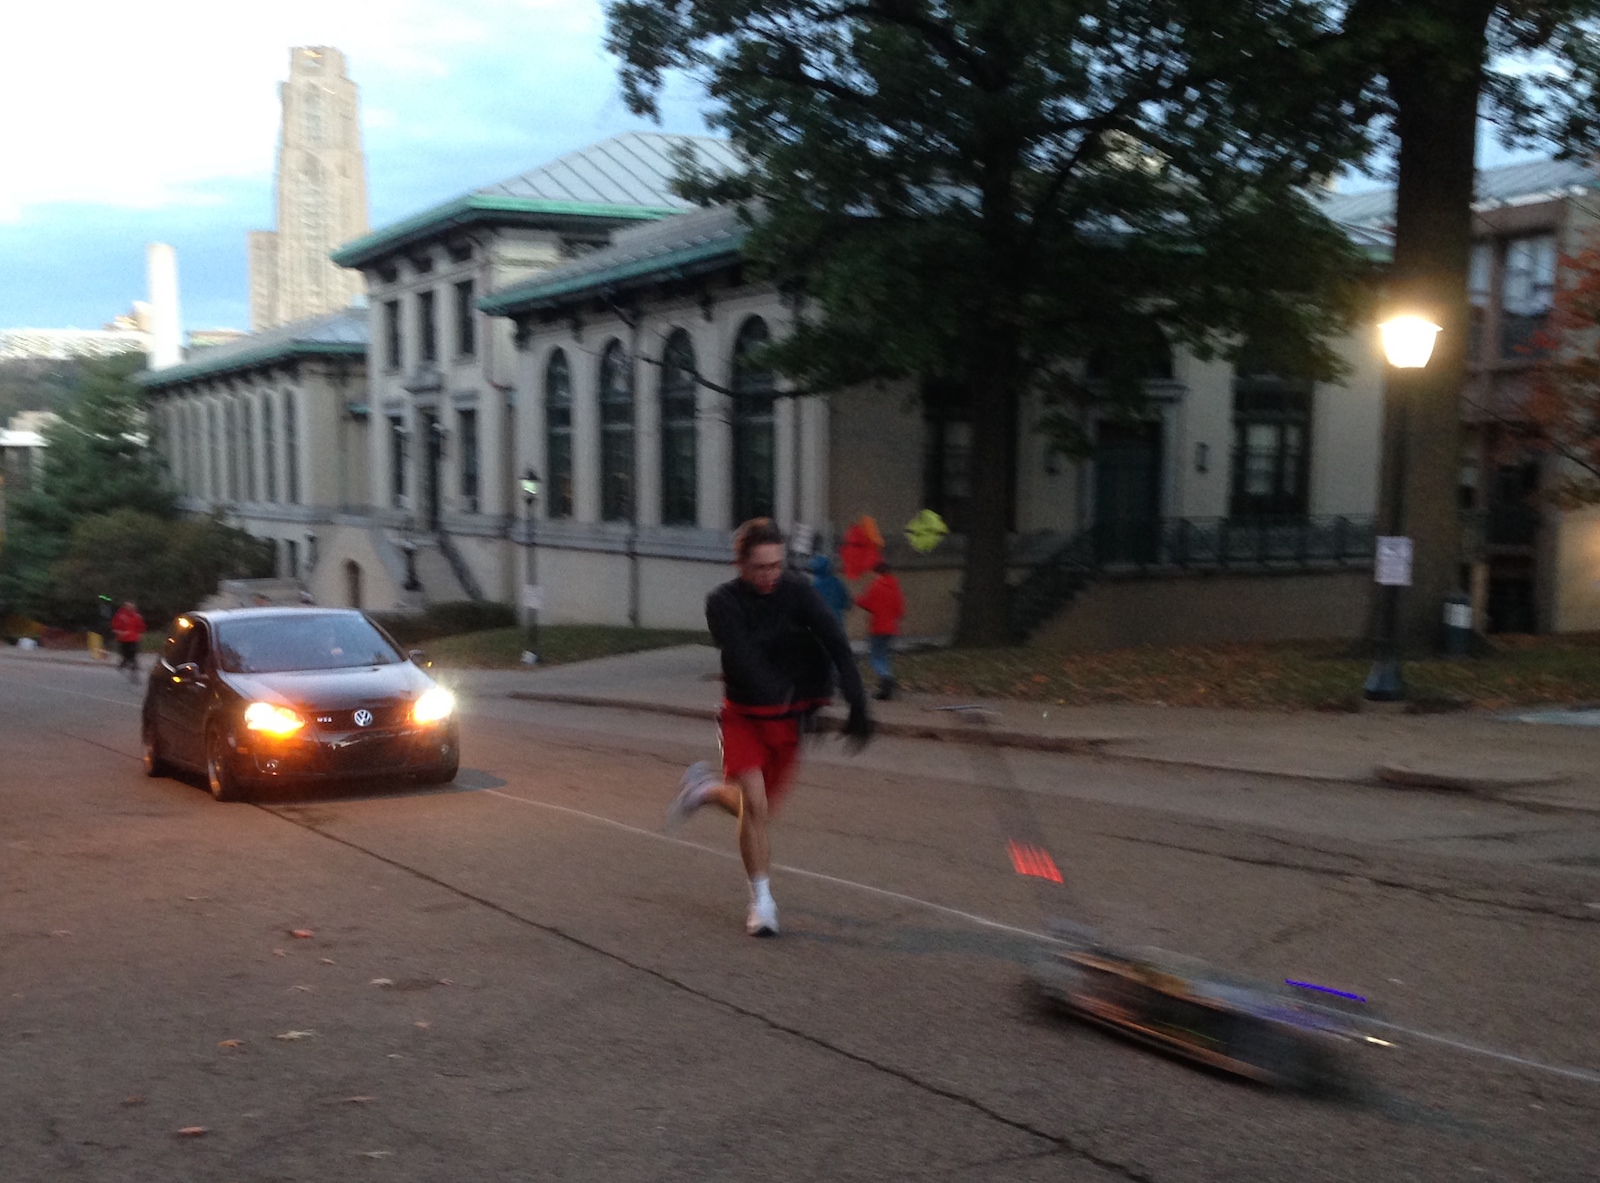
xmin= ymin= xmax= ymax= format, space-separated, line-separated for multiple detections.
xmin=739 ymin=543 xmax=785 ymax=595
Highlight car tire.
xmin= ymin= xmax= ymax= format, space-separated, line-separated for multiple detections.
xmin=205 ymin=725 xmax=246 ymax=803
xmin=417 ymin=755 xmax=459 ymax=785
xmin=142 ymin=717 xmax=173 ymax=778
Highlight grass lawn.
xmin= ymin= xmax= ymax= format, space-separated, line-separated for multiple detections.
xmin=423 ymin=625 xmax=709 ymax=669
xmin=890 ymin=634 xmax=1600 ymax=712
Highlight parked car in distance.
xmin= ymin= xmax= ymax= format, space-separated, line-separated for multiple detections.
xmin=141 ymin=608 xmax=459 ymax=801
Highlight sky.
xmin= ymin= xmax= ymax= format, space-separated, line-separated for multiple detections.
xmin=0 ymin=3 xmax=1550 ymax=334
xmin=0 ymin=0 xmax=711 ymax=332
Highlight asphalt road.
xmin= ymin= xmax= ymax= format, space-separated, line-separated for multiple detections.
xmin=3 ymin=653 xmax=1599 ymax=1182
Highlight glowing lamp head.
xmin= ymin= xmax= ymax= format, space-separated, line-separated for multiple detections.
xmin=412 ymin=686 xmax=456 ymax=726
xmin=244 ymin=702 xmax=305 ymax=736
xmin=520 ymin=469 xmax=541 ymax=503
xmin=1379 ymin=315 xmax=1442 ymax=369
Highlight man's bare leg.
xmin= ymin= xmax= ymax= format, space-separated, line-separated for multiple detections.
xmin=697 ymin=774 xmax=769 ymax=879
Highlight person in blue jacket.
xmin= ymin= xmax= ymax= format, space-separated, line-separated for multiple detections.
xmin=808 ymin=552 xmax=851 ymax=623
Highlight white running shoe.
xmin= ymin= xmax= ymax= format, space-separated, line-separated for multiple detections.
xmin=746 ymin=895 xmax=779 ymax=937
xmin=666 ymin=761 xmax=717 ymax=830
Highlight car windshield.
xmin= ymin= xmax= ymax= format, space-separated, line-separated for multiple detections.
xmin=216 ymin=614 xmax=401 ymax=674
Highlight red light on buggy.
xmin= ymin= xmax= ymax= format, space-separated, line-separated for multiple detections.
xmin=1007 ymin=840 xmax=1063 ymax=883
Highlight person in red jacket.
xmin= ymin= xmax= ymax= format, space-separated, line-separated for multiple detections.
xmin=110 ymin=601 xmax=146 ymax=675
xmin=856 ymin=560 xmax=905 ymax=700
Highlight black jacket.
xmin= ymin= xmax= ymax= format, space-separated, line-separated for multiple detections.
xmin=706 ymin=572 xmax=867 ymax=714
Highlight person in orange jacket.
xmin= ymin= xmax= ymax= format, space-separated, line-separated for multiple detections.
xmin=110 ymin=601 xmax=146 ymax=674
xmin=856 ymin=560 xmax=905 ymax=700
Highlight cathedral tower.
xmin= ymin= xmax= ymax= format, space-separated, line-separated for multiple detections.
xmin=249 ymin=47 xmax=369 ymax=330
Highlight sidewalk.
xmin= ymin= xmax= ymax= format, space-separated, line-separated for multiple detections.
xmin=11 ymin=640 xmax=1597 ymax=813
xmin=447 ymin=645 xmax=1600 ymax=814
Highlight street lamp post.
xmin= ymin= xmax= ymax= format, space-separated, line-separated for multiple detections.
xmin=520 ymin=469 xmax=541 ymax=664
xmin=1364 ymin=314 xmax=1442 ymax=702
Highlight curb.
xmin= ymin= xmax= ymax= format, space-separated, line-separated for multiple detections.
xmin=501 ymin=690 xmax=1118 ymax=755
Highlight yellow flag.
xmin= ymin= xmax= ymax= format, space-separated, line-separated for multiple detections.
xmin=904 ymin=508 xmax=949 ymax=554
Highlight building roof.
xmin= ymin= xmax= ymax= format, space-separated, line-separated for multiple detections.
xmin=480 ymin=204 xmax=749 ymax=316
xmin=1321 ymin=157 xmax=1599 ymax=231
xmin=331 ymin=132 xmax=743 ymax=269
xmin=135 ymin=307 xmax=367 ymax=390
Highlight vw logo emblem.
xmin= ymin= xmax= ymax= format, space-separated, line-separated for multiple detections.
xmin=353 ymin=709 xmax=374 ymax=728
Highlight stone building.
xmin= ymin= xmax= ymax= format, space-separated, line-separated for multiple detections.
xmin=135 ymin=309 xmax=373 ymax=600
xmin=149 ymin=130 xmax=1600 ymax=645
xmin=249 ymin=48 xmax=369 ymax=331
xmin=320 ymin=131 xmax=741 ymax=610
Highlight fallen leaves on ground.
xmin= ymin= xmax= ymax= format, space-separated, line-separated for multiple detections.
xmin=891 ymin=634 xmax=1600 ymax=712
xmin=370 ymin=978 xmax=394 ymax=987
xmin=360 ymin=1150 xmax=392 ymax=1159
xmin=290 ymin=928 xmax=314 ymax=939
xmin=274 ymin=1030 xmax=316 ymax=1041
xmin=175 ymin=1126 xmax=207 ymax=1137
xmin=413 ymin=1020 xmax=431 ymax=1029
xmin=320 ymin=958 xmax=336 ymax=965
xmin=217 ymin=1039 xmax=243 ymax=1050
xmin=121 ymin=1095 xmax=146 ymax=1107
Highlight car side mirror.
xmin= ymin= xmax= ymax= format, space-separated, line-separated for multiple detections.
xmin=408 ymin=649 xmax=428 ymax=666
xmin=174 ymin=661 xmax=203 ymax=683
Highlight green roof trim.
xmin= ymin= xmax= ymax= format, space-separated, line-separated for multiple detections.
xmin=480 ymin=236 xmax=746 ymax=316
xmin=135 ymin=339 xmax=364 ymax=390
xmin=330 ymin=195 xmax=681 ymax=269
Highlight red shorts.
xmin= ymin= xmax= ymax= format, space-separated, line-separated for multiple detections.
xmin=719 ymin=704 xmax=803 ymax=811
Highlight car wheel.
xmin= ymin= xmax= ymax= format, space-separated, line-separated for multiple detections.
xmin=142 ymin=717 xmax=173 ymax=778
xmin=417 ymin=754 xmax=460 ymax=785
xmin=205 ymin=725 xmax=246 ymax=803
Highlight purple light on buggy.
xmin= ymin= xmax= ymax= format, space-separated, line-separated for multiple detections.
xmin=1286 ymin=979 xmax=1367 ymax=1003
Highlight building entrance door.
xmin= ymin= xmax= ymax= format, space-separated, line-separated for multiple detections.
xmin=1094 ymin=420 xmax=1162 ymax=564
xmin=421 ymin=411 xmax=442 ymax=531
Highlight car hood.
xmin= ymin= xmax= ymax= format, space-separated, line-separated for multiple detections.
xmin=223 ymin=663 xmax=435 ymax=710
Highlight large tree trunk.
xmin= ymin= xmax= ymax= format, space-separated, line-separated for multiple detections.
xmin=1373 ymin=2 xmax=1493 ymax=652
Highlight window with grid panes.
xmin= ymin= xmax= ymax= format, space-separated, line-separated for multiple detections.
xmin=599 ymin=340 xmax=635 ymax=522
xmin=659 ymin=330 xmax=698 ymax=526
xmin=545 ymin=350 xmax=574 ymax=519
xmin=732 ymin=317 xmax=775 ymax=524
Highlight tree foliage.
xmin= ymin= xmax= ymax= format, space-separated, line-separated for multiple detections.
xmin=608 ymin=0 xmax=1378 ymax=643
xmin=1519 ymin=247 xmax=1600 ymax=507
xmin=46 ymin=509 xmax=276 ymax=629
xmin=0 ymin=355 xmax=178 ymax=621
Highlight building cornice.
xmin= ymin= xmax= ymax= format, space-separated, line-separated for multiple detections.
xmin=480 ymin=237 xmax=744 ymax=318
xmin=330 ymin=195 xmax=679 ymax=271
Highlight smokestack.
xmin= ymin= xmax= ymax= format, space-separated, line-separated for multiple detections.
xmin=146 ymin=243 xmax=183 ymax=369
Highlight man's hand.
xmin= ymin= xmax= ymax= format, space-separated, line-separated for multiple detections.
xmin=842 ymin=701 xmax=873 ymax=752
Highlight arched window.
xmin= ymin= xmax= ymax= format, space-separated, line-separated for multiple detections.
xmin=209 ymin=401 xmax=223 ymax=501
xmin=731 ymin=317 xmax=776 ymax=524
xmin=659 ymin=329 xmax=698 ymax=527
xmin=262 ymin=394 xmax=278 ymax=502
xmin=283 ymin=391 xmax=301 ymax=505
xmin=241 ymin=395 xmax=256 ymax=501
xmin=225 ymin=398 xmax=240 ymax=502
xmin=599 ymin=339 xmax=634 ymax=522
xmin=544 ymin=350 xmax=574 ymax=519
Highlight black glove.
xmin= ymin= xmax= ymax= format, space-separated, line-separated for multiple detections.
xmin=842 ymin=701 xmax=873 ymax=752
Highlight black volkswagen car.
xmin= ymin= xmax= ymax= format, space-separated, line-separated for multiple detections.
xmin=141 ymin=608 xmax=460 ymax=801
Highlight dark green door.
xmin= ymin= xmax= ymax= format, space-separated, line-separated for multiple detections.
xmin=1094 ymin=421 xmax=1162 ymax=563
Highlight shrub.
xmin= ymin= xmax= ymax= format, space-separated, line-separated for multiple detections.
xmin=371 ymin=600 xmax=517 ymax=644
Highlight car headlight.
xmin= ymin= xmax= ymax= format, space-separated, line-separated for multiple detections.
xmin=412 ymin=687 xmax=456 ymax=726
xmin=244 ymin=702 xmax=305 ymax=736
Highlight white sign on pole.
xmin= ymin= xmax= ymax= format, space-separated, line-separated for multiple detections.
xmin=1374 ymin=536 xmax=1413 ymax=587
xmin=522 ymin=584 xmax=543 ymax=611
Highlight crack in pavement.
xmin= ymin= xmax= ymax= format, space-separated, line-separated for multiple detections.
xmin=1099 ymin=829 xmax=1600 ymax=925
xmin=257 ymin=806 xmax=1159 ymax=1183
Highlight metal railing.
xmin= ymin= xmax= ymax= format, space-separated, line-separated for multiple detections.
xmin=1008 ymin=515 xmax=1376 ymax=640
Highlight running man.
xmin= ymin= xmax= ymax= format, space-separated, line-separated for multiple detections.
xmin=668 ymin=518 xmax=873 ymax=936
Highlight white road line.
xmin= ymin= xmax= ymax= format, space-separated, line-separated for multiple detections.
xmin=482 ymin=788 xmax=1056 ymax=942
xmin=483 ymin=786 xmax=1600 ymax=1088
xmin=0 ymin=671 xmax=141 ymax=710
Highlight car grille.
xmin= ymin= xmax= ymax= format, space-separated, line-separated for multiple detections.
xmin=311 ymin=704 xmax=409 ymax=732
